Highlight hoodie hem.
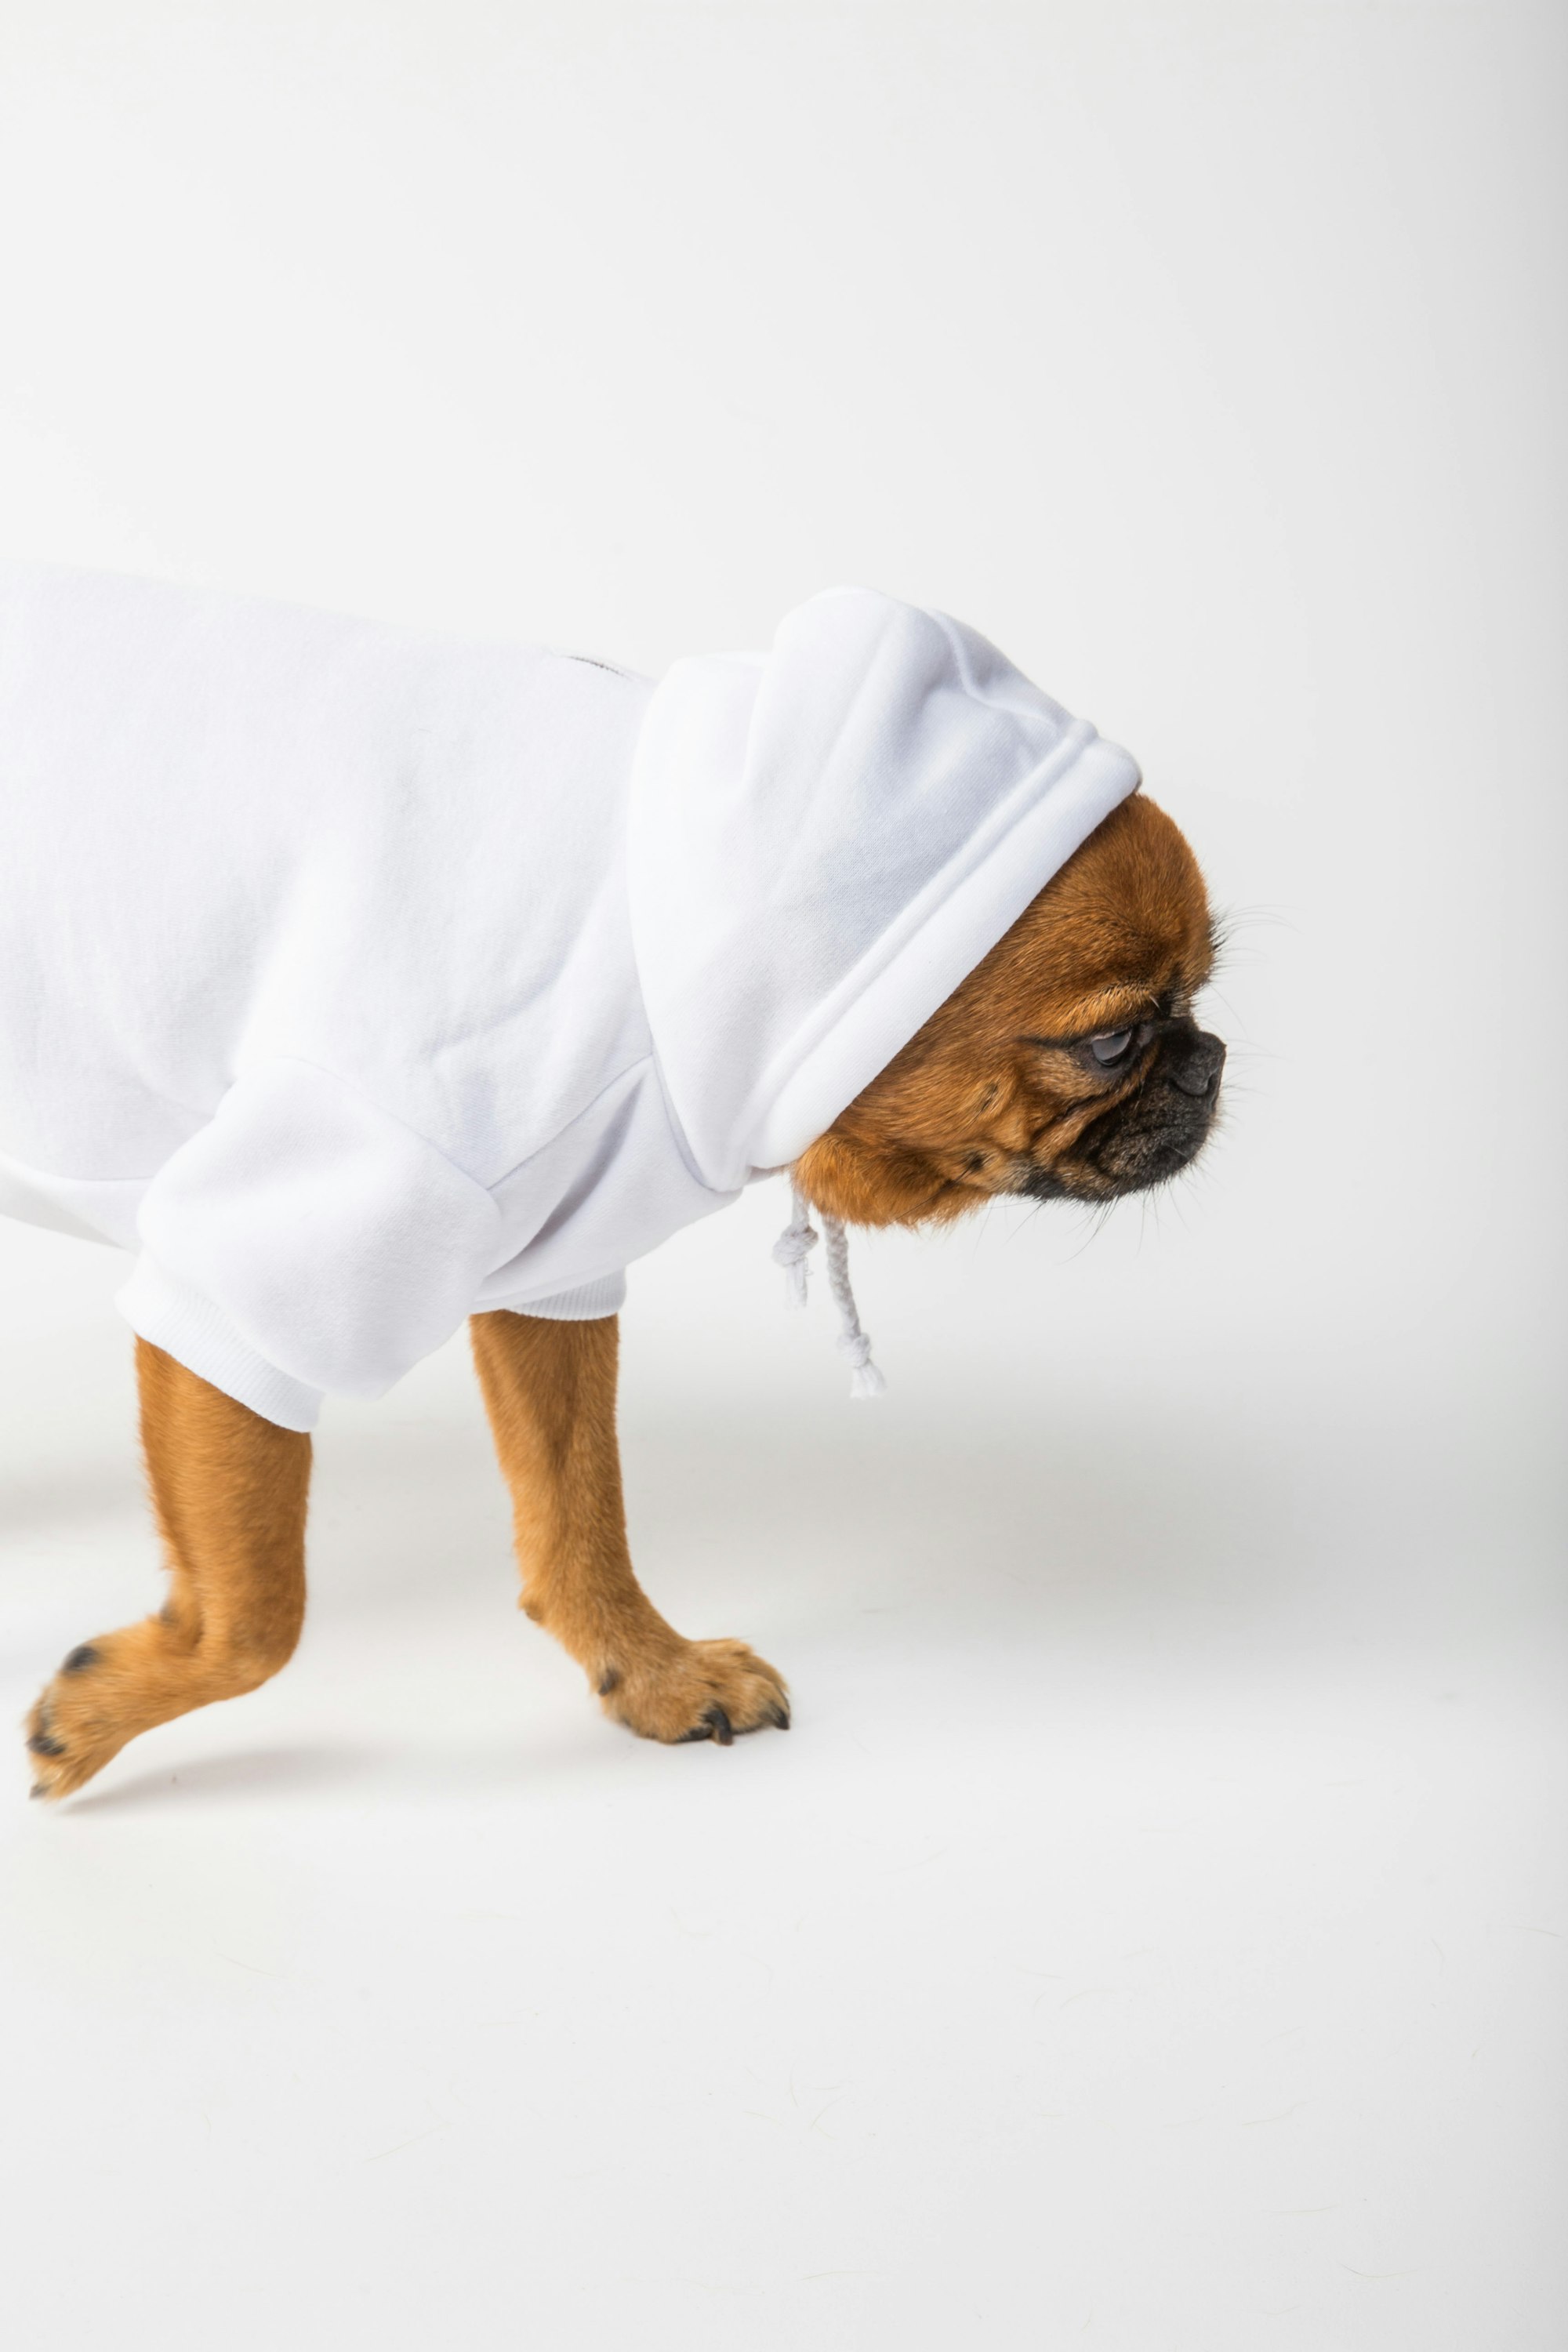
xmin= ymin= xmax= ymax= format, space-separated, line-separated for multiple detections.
xmin=491 ymin=1272 xmax=627 ymax=1321
xmin=117 ymin=1255 xmax=325 ymax=1432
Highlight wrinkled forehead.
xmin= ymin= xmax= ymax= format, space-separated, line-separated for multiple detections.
xmin=1057 ymin=960 xmax=1208 ymax=1031
xmin=1017 ymin=938 xmax=1212 ymax=1040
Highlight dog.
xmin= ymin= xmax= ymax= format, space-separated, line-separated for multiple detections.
xmin=3 ymin=569 xmax=1221 ymax=1798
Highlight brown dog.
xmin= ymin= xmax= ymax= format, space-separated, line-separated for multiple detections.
xmin=24 ymin=791 xmax=1218 ymax=1800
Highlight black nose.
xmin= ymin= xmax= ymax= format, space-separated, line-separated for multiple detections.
xmin=1167 ymin=1031 xmax=1225 ymax=1098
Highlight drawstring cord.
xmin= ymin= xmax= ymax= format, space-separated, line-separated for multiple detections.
xmin=771 ymin=1185 xmax=887 ymax=1399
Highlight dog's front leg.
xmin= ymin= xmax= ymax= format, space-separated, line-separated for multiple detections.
xmin=26 ymin=1341 xmax=311 ymax=1801
xmin=469 ymin=1311 xmax=789 ymax=1745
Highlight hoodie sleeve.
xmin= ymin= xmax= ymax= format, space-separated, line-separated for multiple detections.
xmin=117 ymin=1058 xmax=504 ymax=1430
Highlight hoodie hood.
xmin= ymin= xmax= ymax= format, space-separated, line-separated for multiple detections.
xmin=626 ymin=586 xmax=1142 ymax=1192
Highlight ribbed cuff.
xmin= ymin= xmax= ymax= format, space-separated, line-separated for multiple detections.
xmin=500 ymin=1272 xmax=626 ymax=1322
xmin=117 ymin=1255 xmax=325 ymax=1432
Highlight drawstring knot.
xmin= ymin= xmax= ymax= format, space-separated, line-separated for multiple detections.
xmin=770 ymin=1196 xmax=818 ymax=1307
xmin=772 ymin=1185 xmax=887 ymax=1399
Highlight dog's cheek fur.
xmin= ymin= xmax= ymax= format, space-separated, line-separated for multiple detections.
xmin=793 ymin=1130 xmax=964 ymax=1228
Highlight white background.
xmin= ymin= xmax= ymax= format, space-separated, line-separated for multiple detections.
xmin=1 ymin=4 xmax=1563 ymax=2345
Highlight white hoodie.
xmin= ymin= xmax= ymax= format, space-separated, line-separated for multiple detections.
xmin=0 ymin=566 xmax=1138 ymax=1430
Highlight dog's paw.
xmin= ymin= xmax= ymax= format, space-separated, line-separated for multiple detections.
xmin=599 ymin=1637 xmax=790 ymax=1746
xmin=24 ymin=1644 xmax=126 ymax=1802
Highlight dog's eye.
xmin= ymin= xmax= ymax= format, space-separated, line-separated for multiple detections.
xmin=1088 ymin=1029 xmax=1134 ymax=1065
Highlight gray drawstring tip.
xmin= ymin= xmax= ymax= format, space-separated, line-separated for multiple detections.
xmin=774 ymin=1184 xmax=889 ymax=1398
xmin=835 ymin=1323 xmax=886 ymax=1399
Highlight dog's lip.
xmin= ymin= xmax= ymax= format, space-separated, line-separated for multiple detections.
xmin=1143 ymin=1138 xmax=1200 ymax=1176
xmin=1011 ymin=1161 xmax=1073 ymax=1202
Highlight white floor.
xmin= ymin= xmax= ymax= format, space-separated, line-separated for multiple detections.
xmin=2 ymin=1211 xmax=1563 ymax=2351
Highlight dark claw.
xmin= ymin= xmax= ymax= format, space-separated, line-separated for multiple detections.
xmin=703 ymin=1704 xmax=734 ymax=1747
xmin=62 ymin=1644 xmax=100 ymax=1675
xmin=27 ymin=1730 xmax=67 ymax=1759
xmin=597 ymin=1667 xmax=621 ymax=1697
xmin=30 ymin=1782 xmax=47 ymax=1799
xmin=768 ymin=1704 xmax=791 ymax=1731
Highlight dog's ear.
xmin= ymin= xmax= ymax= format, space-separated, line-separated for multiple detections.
xmin=793 ymin=1130 xmax=950 ymax=1227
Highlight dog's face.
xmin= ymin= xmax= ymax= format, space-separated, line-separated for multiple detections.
xmin=795 ymin=793 xmax=1222 ymax=1227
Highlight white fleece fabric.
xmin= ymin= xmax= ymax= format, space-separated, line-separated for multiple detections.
xmin=0 ymin=566 xmax=1139 ymax=1430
